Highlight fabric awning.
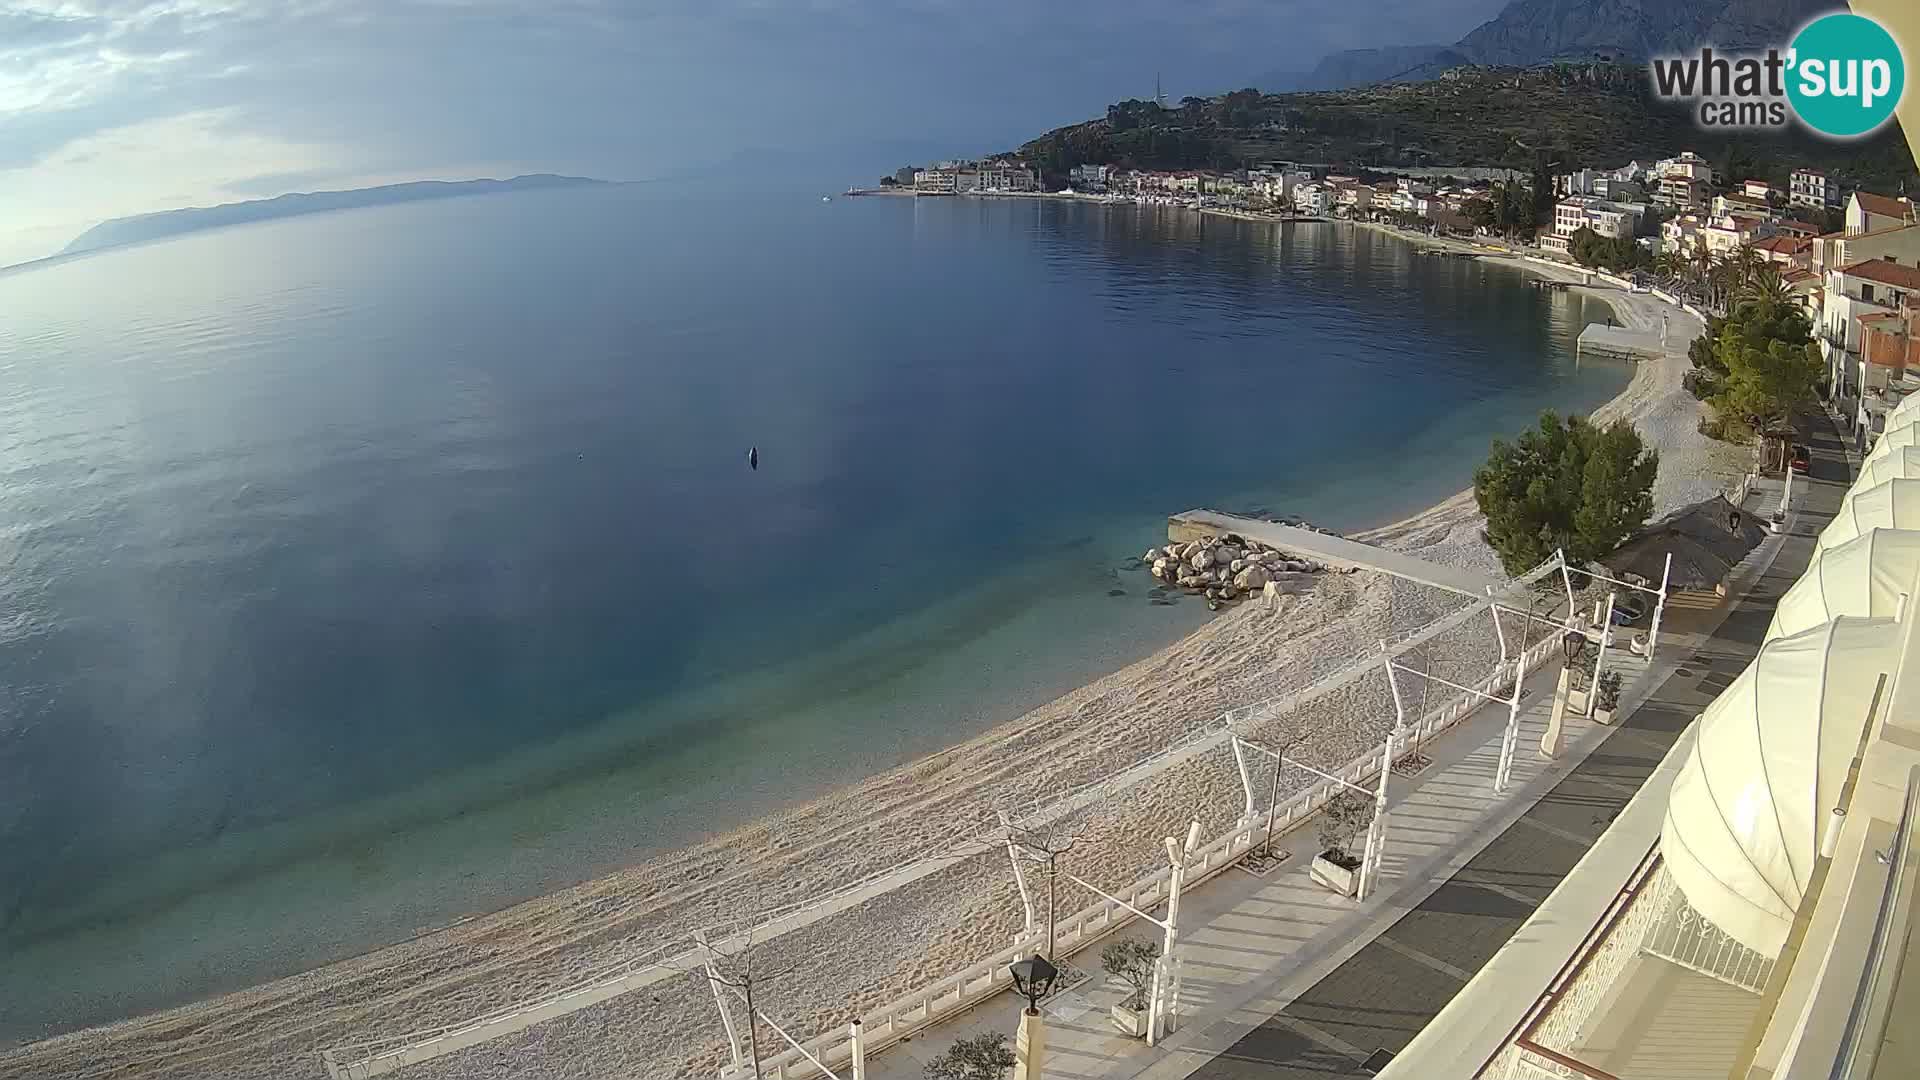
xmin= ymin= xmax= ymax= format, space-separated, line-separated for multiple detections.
xmin=1661 ymin=617 xmax=1904 ymax=956
xmin=1767 ymin=529 xmax=1920 ymax=641
xmin=1816 ymin=479 xmax=1920 ymax=553
xmin=1883 ymin=392 xmax=1920 ymax=431
xmin=1864 ymin=420 xmax=1920 ymax=467
xmin=1852 ymin=446 xmax=1920 ymax=494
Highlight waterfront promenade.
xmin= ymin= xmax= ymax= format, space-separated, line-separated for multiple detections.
xmin=865 ymin=422 xmax=1848 ymax=1080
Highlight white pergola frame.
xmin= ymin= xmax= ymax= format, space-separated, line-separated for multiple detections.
xmin=1060 ymin=819 xmax=1203 ymax=1045
xmin=676 ymin=548 xmax=1684 ymax=1080
xmin=704 ymin=935 xmax=871 ymax=1080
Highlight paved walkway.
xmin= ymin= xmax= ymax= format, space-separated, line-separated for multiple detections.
xmin=1170 ymin=510 xmax=1504 ymax=599
xmin=865 ymin=420 xmax=1852 ymax=1080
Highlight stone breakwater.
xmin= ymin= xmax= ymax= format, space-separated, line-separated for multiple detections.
xmin=1143 ymin=530 xmax=1347 ymax=610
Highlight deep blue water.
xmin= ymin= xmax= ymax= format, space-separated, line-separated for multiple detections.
xmin=0 ymin=185 xmax=1623 ymax=1039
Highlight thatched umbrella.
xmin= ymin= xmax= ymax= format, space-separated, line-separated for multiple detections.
xmin=1604 ymin=495 xmax=1768 ymax=593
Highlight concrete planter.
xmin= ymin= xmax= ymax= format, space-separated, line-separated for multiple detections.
xmin=1594 ymin=707 xmax=1616 ymax=725
xmin=1566 ymin=688 xmax=1589 ymax=713
xmin=1311 ymin=852 xmax=1361 ymax=897
xmin=1110 ymin=1002 xmax=1148 ymax=1037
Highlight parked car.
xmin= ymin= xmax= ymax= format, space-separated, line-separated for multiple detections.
xmin=1609 ymin=595 xmax=1649 ymax=626
xmin=1790 ymin=444 xmax=1811 ymax=473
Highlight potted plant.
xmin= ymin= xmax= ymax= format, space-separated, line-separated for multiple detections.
xmin=1310 ymin=790 xmax=1372 ymax=897
xmin=1594 ymin=670 xmax=1622 ymax=724
xmin=1102 ymin=939 xmax=1161 ymax=1037
xmin=925 ymin=1032 xmax=1017 ymax=1080
xmin=1564 ymin=660 xmax=1591 ymax=713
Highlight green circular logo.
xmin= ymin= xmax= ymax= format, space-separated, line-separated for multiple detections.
xmin=1787 ymin=13 xmax=1906 ymax=139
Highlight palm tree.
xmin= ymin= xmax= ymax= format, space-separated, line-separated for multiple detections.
xmin=1723 ymin=245 xmax=1765 ymax=292
xmin=1738 ymin=263 xmax=1791 ymax=309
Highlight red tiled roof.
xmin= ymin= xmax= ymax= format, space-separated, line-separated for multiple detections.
xmin=1856 ymin=192 xmax=1914 ymax=220
xmin=1752 ymin=236 xmax=1808 ymax=254
xmin=1841 ymin=258 xmax=1920 ymax=291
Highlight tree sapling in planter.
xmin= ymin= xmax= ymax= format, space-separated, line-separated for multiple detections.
xmin=1102 ymin=939 xmax=1161 ymax=1037
xmin=1595 ymin=670 xmax=1623 ymax=724
xmin=924 ymin=1032 xmax=1017 ymax=1080
xmin=1309 ymin=790 xmax=1373 ymax=897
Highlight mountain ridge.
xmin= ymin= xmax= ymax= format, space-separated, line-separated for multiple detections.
xmin=59 ymin=174 xmax=611 ymax=258
xmin=1262 ymin=0 xmax=1833 ymax=91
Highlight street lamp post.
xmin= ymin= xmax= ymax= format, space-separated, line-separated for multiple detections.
xmin=1008 ymin=954 xmax=1058 ymax=1080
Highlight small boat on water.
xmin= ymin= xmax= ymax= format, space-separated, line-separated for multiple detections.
xmin=821 ymin=195 xmax=832 ymax=203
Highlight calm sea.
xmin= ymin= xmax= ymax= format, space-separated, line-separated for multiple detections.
xmin=0 ymin=185 xmax=1623 ymax=1040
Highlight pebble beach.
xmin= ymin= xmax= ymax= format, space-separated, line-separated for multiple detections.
xmin=0 ymin=249 xmax=1748 ymax=1080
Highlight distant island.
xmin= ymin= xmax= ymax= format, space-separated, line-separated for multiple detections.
xmin=59 ymin=174 xmax=611 ymax=258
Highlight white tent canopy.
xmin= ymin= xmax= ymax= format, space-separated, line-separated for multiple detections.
xmin=1662 ymin=617 xmax=1903 ymax=956
xmin=1883 ymin=392 xmax=1920 ymax=431
xmin=1863 ymin=420 xmax=1920 ymax=468
xmin=1815 ymin=479 xmax=1920 ymax=554
xmin=1767 ymin=529 xmax=1920 ymax=641
xmin=1852 ymin=446 xmax=1920 ymax=495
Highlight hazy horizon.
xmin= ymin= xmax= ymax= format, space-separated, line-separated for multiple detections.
xmin=0 ymin=0 xmax=1512 ymax=266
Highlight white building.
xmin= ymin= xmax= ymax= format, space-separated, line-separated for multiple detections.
xmin=1544 ymin=195 xmax=1639 ymax=254
xmin=1823 ymin=258 xmax=1920 ymax=430
xmin=1068 ymin=164 xmax=1108 ymax=191
xmin=1792 ymin=167 xmax=1842 ymax=209
xmin=1292 ymin=184 xmax=1331 ymax=215
xmin=912 ymin=169 xmax=957 ymax=194
xmin=1848 ymin=191 xmax=1918 ymax=236
xmin=914 ymin=162 xmax=1035 ymax=195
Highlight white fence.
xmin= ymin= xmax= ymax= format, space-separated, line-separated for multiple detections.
xmin=1725 ymin=470 xmax=1760 ymax=508
xmin=724 ymin=632 xmax=1566 ymax=1080
xmin=323 ymin=560 xmax=1570 ymax=1080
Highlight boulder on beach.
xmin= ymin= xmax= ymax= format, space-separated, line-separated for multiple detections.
xmin=1221 ymin=586 xmax=1238 ymax=601
xmin=1234 ymin=565 xmax=1270 ymax=590
xmin=1190 ymin=548 xmax=1215 ymax=571
xmin=1230 ymin=558 xmax=1245 ymax=573
xmin=1214 ymin=544 xmax=1243 ymax=564
xmin=1142 ymin=549 xmax=1160 ymax=565
xmin=1152 ymin=558 xmax=1172 ymax=579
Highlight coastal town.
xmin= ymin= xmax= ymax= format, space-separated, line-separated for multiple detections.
xmin=875 ymin=150 xmax=1918 ymax=460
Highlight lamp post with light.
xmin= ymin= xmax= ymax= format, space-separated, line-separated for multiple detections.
xmin=1541 ymin=629 xmax=1587 ymax=759
xmin=1008 ymin=954 xmax=1057 ymax=1080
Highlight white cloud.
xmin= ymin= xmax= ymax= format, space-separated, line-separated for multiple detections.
xmin=0 ymin=0 xmax=254 ymax=116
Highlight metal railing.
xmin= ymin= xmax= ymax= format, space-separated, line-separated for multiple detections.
xmin=322 ymin=558 xmax=1576 ymax=1079
xmin=727 ymin=635 xmax=1568 ymax=1080
xmin=1642 ymin=866 xmax=1775 ymax=993
xmin=1831 ymin=765 xmax=1920 ymax=1079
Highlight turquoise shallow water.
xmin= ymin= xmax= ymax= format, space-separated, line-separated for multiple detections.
xmin=0 ymin=186 xmax=1623 ymax=1040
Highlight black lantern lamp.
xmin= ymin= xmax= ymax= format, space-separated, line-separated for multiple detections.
xmin=1008 ymin=953 xmax=1058 ymax=1014
xmin=1562 ymin=629 xmax=1587 ymax=666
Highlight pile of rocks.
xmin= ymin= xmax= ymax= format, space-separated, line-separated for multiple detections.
xmin=1142 ymin=533 xmax=1325 ymax=609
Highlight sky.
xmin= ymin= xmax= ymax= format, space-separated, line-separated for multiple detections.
xmin=0 ymin=0 xmax=1509 ymax=266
